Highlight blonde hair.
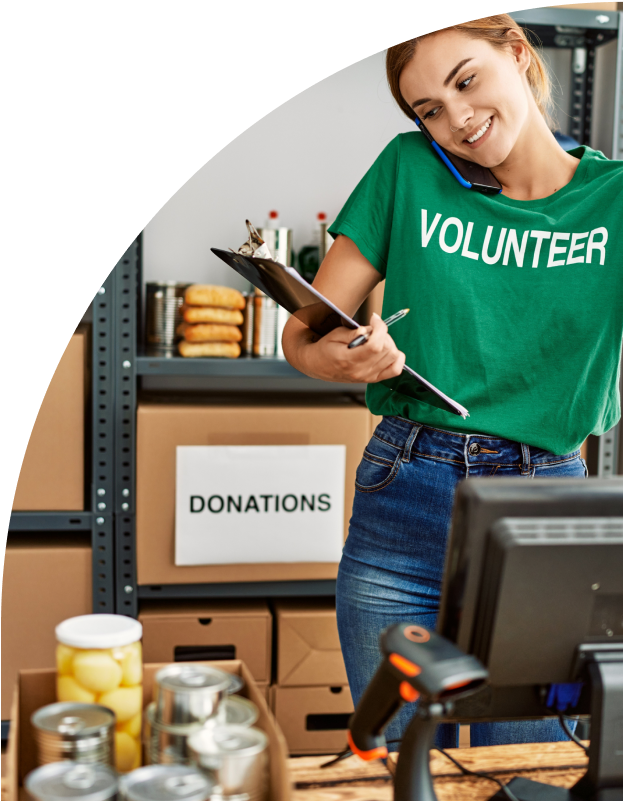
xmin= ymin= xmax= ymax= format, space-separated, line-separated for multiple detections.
xmin=386 ymin=15 xmax=551 ymax=121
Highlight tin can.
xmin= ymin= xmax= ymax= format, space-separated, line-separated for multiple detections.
xmin=144 ymin=697 xmax=258 ymax=766
xmin=154 ymin=664 xmax=231 ymax=726
xmin=145 ymin=282 xmax=191 ymax=351
xmin=187 ymin=725 xmax=268 ymax=801
xmin=252 ymin=294 xmax=278 ymax=357
xmin=118 ymin=765 xmax=212 ymax=801
xmin=240 ymin=293 xmax=255 ymax=355
xmin=257 ymin=227 xmax=292 ymax=267
xmin=224 ymin=674 xmax=244 ymax=697
xmin=32 ymin=703 xmax=115 ymax=767
xmin=25 ymin=761 xmax=117 ymax=801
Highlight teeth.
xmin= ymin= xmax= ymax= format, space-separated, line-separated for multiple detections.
xmin=467 ymin=117 xmax=492 ymax=144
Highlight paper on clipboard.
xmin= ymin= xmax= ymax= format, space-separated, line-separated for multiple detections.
xmin=210 ymin=247 xmax=469 ymax=419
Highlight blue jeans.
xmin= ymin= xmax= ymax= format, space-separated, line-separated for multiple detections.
xmin=336 ymin=416 xmax=588 ymax=749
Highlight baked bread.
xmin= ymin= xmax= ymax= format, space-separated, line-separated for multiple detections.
xmin=183 ymin=305 xmax=244 ymax=325
xmin=183 ymin=323 xmax=242 ymax=343
xmin=185 ymin=284 xmax=245 ymax=309
xmin=178 ymin=341 xmax=241 ymax=358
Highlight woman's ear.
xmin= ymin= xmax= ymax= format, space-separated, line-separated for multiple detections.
xmin=505 ymin=30 xmax=531 ymax=76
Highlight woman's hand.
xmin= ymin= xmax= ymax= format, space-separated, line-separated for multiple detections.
xmin=285 ymin=312 xmax=406 ymax=384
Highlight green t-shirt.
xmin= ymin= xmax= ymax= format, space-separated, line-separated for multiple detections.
xmin=329 ymin=132 xmax=623 ymax=455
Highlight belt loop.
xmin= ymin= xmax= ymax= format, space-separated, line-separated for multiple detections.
xmin=521 ymin=443 xmax=531 ymax=476
xmin=464 ymin=436 xmax=471 ymax=476
xmin=403 ymin=424 xmax=422 ymax=463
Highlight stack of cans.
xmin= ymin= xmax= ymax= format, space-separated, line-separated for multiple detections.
xmin=31 ymin=703 xmax=116 ymax=768
xmin=144 ymin=665 xmax=259 ymax=767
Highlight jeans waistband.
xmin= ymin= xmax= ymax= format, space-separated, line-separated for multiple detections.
xmin=377 ymin=416 xmax=580 ymax=471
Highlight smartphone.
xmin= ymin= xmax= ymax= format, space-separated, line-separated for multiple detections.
xmin=415 ymin=116 xmax=502 ymax=195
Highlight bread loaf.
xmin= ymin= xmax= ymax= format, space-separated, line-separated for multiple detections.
xmin=183 ymin=306 xmax=244 ymax=325
xmin=183 ymin=324 xmax=242 ymax=343
xmin=178 ymin=341 xmax=241 ymax=358
xmin=185 ymin=284 xmax=245 ymax=309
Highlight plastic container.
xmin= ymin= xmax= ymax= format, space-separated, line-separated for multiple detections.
xmin=56 ymin=614 xmax=143 ymax=773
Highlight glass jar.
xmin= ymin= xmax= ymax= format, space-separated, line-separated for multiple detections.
xmin=55 ymin=614 xmax=143 ymax=773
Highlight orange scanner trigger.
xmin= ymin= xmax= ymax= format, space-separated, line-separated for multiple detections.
xmin=400 ymin=681 xmax=419 ymax=703
xmin=389 ymin=653 xmax=422 ymax=678
xmin=347 ymin=731 xmax=388 ymax=762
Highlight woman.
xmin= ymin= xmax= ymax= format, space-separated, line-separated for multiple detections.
xmin=282 ymin=15 xmax=622 ymax=747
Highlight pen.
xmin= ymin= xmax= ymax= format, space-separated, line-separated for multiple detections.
xmin=347 ymin=308 xmax=410 ymax=349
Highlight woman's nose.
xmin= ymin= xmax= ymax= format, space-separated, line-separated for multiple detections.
xmin=448 ymin=106 xmax=473 ymax=133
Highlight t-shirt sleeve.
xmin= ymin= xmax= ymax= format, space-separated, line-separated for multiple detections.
xmin=327 ymin=135 xmax=401 ymax=278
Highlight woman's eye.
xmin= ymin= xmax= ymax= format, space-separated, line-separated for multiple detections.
xmin=424 ymin=106 xmax=440 ymax=120
xmin=458 ymin=73 xmax=476 ymax=90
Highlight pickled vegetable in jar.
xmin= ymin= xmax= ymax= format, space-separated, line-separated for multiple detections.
xmin=55 ymin=614 xmax=143 ymax=773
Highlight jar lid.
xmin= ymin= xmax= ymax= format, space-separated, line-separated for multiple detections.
xmin=119 ymin=766 xmax=212 ymax=801
xmin=56 ymin=614 xmax=142 ymax=649
xmin=32 ymin=703 xmax=115 ymax=736
xmin=25 ymin=762 xmax=117 ymax=801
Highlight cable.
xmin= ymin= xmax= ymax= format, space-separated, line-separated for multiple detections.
xmin=320 ymin=747 xmax=353 ymax=768
xmin=557 ymin=713 xmax=589 ymax=754
xmin=433 ymin=747 xmax=521 ymax=801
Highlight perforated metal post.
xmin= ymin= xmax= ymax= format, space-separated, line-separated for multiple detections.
xmin=113 ymin=239 xmax=140 ymax=616
xmin=91 ymin=273 xmax=116 ymax=612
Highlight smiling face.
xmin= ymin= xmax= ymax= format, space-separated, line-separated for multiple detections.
xmin=398 ymin=29 xmax=535 ymax=168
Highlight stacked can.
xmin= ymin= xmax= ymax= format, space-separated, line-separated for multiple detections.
xmin=119 ymin=765 xmax=213 ymax=801
xmin=187 ymin=725 xmax=269 ymax=801
xmin=25 ymin=762 xmax=118 ymax=801
xmin=31 ymin=704 xmax=115 ymax=767
xmin=55 ymin=615 xmax=143 ymax=773
xmin=144 ymin=664 xmax=259 ymax=766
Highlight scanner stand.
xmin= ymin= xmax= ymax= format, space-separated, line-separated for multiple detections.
xmin=393 ymin=700 xmax=449 ymax=801
xmin=488 ymin=646 xmax=623 ymax=801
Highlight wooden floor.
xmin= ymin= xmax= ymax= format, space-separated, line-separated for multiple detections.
xmin=289 ymin=741 xmax=589 ymax=801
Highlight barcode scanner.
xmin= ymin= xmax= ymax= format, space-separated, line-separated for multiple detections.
xmin=348 ymin=623 xmax=488 ymax=801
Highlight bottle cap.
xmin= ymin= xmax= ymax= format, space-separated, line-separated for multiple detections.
xmin=56 ymin=615 xmax=142 ymax=649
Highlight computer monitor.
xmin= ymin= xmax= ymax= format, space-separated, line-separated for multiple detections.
xmin=436 ymin=477 xmax=623 ymax=799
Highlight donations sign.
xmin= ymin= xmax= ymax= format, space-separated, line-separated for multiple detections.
xmin=175 ymin=445 xmax=346 ymax=566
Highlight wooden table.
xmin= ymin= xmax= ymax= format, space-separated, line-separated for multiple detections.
xmin=289 ymin=742 xmax=589 ymax=801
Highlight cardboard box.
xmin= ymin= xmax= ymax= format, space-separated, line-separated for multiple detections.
xmin=1 ymin=537 xmax=92 ymax=719
xmin=12 ymin=328 xmax=89 ymax=511
xmin=274 ymin=600 xmax=347 ymax=687
xmin=271 ymin=685 xmax=353 ymax=755
xmin=139 ymin=600 xmax=272 ymax=682
xmin=136 ymin=398 xmax=371 ymax=585
xmin=7 ymin=661 xmax=291 ymax=801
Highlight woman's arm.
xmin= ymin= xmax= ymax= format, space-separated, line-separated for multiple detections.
xmin=282 ymin=235 xmax=405 ymax=383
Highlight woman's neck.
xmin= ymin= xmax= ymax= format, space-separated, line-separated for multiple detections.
xmin=491 ymin=111 xmax=581 ymax=201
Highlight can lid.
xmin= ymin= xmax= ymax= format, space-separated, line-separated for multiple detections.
xmin=25 ymin=762 xmax=117 ymax=801
xmin=214 ymin=697 xmax=258 ymax=728
xmin=188 ymin=725 xmax=268 ymax=757
xmin=155 ymin=664 xmax=231 ymax=693
xmin=119 ymin=766 xmax=212 ymax=801
xmin=32 ymin=703 xmax=115 ymax=736
xmin=56 ymin=614 xmax=142 ymax=649
xmin=224 ymin=674 xmax=245 ymax=696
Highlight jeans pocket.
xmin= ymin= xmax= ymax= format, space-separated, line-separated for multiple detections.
xmin=355 ymin=434 xmax=403 ymax=493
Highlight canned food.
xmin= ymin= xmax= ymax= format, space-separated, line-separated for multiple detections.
xmin=224 ymin=674 xmax=244 ymax=696
xmin=252 ymin=294 xmax=278 ymax=357
xmin=257 ymin=227 xmax=292 ymax=267
xmin=187 ymin=725 xmax=268 ymax=801
xmin=143 ymin=703 xmax=205 ymax=765
xmin=145 ymin=282 xmax=191 ymax=352
xmin=25 ymin=762 xmax=117 ymax=801
xmin=154 ymin=664 xmax=231 ymax=726
xmin=240 ymin=294 xmax=254 ymax=356
xmin=55 ymin=614 xmax=143 ymax=773
xmin=118 ymin=765 xmax=212 ymax=801
xmin=31 ymin=703 xmax=115 ymax=767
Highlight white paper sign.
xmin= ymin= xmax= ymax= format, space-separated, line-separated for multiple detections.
xmin=175 ymin=445 xmax=346 ymax=566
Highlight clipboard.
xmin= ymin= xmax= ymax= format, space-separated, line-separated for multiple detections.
xmin=211 ymin=248 xmax=469 ymax=419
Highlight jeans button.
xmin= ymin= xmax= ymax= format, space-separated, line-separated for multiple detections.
xmin=469 ymin=443 xmax=480 ymax=455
